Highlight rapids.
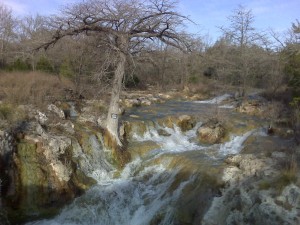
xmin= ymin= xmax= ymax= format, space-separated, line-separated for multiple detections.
xmin=27 ymin=95 xmax=280 ymax=225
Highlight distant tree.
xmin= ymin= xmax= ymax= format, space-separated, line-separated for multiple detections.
xmin=0 ymin=3 xmax=17 ymax=68
xmin=220 ymin=5 xmax=263 ymax=95
xmin=18 ymin=14 xmax=50 ymax=70
xmin=39 ymin=0 xmax=190 ymax=146
xmin=285 ymin=20 xmax=300 ymax=96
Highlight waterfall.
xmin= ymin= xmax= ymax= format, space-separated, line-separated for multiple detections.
xmin=27 ymin=157 xmax=195 ymax=225
xmin=132 ymin=122 xmax=203 ymax=153
xmin=27 ymin=120 xmax=262 ymax=225
xmin=219 ymin=131 xmax=254 ymax=155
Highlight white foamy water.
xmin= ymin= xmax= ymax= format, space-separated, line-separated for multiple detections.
xmin=219 ymin=130 xmax=254 ymax=155
xmin=26 ymin=119 xmax=260 ymax=225
xmin=218 ymin=104 xmax=235 ymax=109
xmin=132 ymin=123 xmax=203 ymax=153
xmin=195 ymin=94 xmax=232 ymax=104
xmin=27 ymin=157 xmax=194 ymax=225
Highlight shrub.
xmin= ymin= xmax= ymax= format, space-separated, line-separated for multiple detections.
xmin=203 ymin=67 xmax=217 ymax=78
xmin=124 ymin=74 xmax=140 ymax=88
xmin=188 ymin=75 xmax=199 ymax=83
xmin=0 ymin=103 xmax=26 ymax=125
xmin=59 ymin=59 xmax=74 ymax=78
xmin=0 ymin=104 xmax=13 ymax=120
xmin=36 ymin=56 xmax=54 ymax=73
xmin=7 ymin=58 xmax=31 ymax=71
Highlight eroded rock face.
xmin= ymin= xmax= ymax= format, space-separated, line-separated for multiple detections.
xmin=0 ymin=102 xmax=119 ymax=223
xmin=203 ymin=152 xmax=300 ymax=225
xmin=197 ymin=119 xmax=225 ymax=144
xmin=2 ymin=130 xmax=98 ymax=223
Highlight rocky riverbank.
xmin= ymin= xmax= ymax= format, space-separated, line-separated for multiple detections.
xmin=0 ymin=89 xmax=299 ymax=224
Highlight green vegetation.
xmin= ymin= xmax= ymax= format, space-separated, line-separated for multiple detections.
xmin=59 ymin=59 xmax=74 ymax=78
xmin=0 ymin=104 xmax=13 ymax=120
xmin=36 ymin=56 xmax=54 ymax=73
xmin=7 ymin=58 xmax=31 ymax=71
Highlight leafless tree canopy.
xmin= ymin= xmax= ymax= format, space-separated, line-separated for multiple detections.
xmin=40 ymin=0 xmax=189 ymax=53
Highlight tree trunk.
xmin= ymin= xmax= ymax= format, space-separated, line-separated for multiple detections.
xmin=106 ymin=46 xmax=127 ymax=146
xmin=180 ymin=53 xmax=189 ymax=90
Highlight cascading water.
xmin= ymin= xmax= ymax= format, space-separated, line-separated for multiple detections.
xmin=27 ymin=94 xmax=269 ymax=225
xmin=195 ymin=94 xmax=232 ymax=104
xmin=132 ymin=123 xmax=203 ymax=153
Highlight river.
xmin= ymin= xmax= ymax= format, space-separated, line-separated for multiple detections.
xmin=27 ymin=95 xmax=285 ymax=225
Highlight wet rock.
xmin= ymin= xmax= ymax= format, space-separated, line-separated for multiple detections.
xmin=140 ymin=98 xmax=152 ymax=106
xmin=157 ymin=129 xmax=171 ymax=136
xmin=0 ymin=125 xmax=104 ymax=223
xmin=157 ymin=93 xmax=172 ymax=99
xmin=197 ymin=119 xmax=225 ymax=144
xmin=237 ymin=99 xmax=266 ymax=116
xmin=177 ymin=115 xmax=196 ymax=132
xmin=121 ymin=120 xmax=153 ymax=140
xmin=156 ymin=115 xmax=196 ymax=132
xmin=128 ymin=141 xmax=160 ymax=158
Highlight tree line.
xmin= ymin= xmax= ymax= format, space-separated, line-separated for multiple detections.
xmin=0 ymin=3 xmax=299 ymax=95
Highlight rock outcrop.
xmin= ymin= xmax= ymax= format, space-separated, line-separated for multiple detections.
xmin=197 ymin=118 xmax=226 ymax=144
xmin=203 ymin=151 xmax=300 ymax=225
xmin=0 ymin=101 xmax=122 ymax=224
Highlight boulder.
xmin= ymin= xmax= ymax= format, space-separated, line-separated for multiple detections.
xmin=0 ymin=125 xmax=104 ymax=224
xmin=156 ymin=115 xmax=196 ymax=132
xmin=177 ymin=115 xmax=196 ymax=132
xmin=120 ymin=120 xmax=154 ymax=140
xmin=34 ymin=110 xmax=48 ymax=125
xmin=197 ymin=119 xmax=225 ymax=144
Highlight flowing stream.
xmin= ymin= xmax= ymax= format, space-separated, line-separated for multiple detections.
xmin=27 ymin=95 xmax=276 ymax=225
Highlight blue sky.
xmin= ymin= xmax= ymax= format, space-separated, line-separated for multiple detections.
xmin=2 ymin=0 xmax=299 ymax=41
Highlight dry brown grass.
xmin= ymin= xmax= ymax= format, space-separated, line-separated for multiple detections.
xmin=0 ymin=71 xmax=74 ymax=106
xmin=274 ymin=154 xmax=298 ymax=192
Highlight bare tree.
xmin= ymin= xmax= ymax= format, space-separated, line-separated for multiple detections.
xmin=220 ymin=5 xmax=263 ymax=96
xmin=18 ymin=14 xmax=51 ymax=70
xmin=0 ymin=3 xmax=16 ymax=68
xmin=39 ymin=0 xmax=189 ymax=146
